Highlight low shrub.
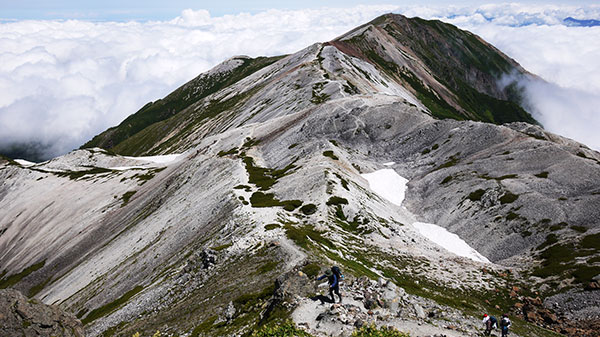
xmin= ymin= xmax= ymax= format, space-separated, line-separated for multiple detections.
xmin=251 ymin=321 xmax=312 ymax=337
xmin=351 ymin=324 xmax=411 ymax=337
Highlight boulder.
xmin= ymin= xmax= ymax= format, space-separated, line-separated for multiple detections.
xmin=413 ymin=303 xmax=427 ymax=319
xmin=200 ymin=249 xmax=217 ymax=269
xmin=0 ymin=288 xmax=84 ymax=337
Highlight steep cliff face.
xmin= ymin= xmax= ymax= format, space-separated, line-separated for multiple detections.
xmin=1 ymin=13 xmax=599 ymax=337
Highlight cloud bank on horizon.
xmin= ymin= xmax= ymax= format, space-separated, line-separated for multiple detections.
xmin=1 ymin=3 xmax=599 ymax=160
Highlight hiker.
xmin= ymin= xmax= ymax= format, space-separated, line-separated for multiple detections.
xmin=317 ymin=267 xmax=342 ymax=303
xmin=482 ymin=314 xmax=497 ymax=336
xmin=500 ymin=313 xmax=511 ymax=337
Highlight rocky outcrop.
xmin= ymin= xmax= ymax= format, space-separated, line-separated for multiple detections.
xmin=290 ymin=274 xmax=492 ymax=337
xmin=0 ymin=288 xmax=84 ymax=337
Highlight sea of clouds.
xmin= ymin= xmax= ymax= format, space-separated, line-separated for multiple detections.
xmin=1 ymin=3 xmax=599 ymax=160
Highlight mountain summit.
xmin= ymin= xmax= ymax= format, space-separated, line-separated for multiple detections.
xmin=1 ymin=14 xmax=599 ymax=337
xmin=82 ymin=14 xmax=535 ymax=156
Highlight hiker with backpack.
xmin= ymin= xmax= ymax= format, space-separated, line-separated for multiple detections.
xmin=317 ymin=266 xmax=343 ymax=303
xmin=500 ymin=313 xmax=511 ymax=336
xmin=482 ymin=314 xmax=497 ymax=336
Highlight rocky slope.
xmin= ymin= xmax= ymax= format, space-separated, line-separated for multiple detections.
xmin=0 ymin=288 xmax=84 ymax=337
xmin=1 ymin=13 xmax=599 ymax=337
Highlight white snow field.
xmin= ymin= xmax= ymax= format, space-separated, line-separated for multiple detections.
xmin=412 ymin=222 xmax=490 ymax=263
xmin=110 ymin=154 xmax=184 ymax=170
xmin=362 ymin=168 xmax=489 ymax=263
xmin=361 ymin=169 xmax=408 ymax=206
xmin=124 ymin=154 xmax=182 ymax=163
xmin=14 ymin=159 xmax=36 ymax=166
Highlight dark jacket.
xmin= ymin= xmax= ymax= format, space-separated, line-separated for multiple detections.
xmin=317 ymin=273 xmax=338 ymax=288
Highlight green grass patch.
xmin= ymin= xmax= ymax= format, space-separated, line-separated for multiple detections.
xmin=441 ymin=175 xmax=453 ymax=185
xmin=0 ymin=260 xmax=46 ymax=289
xmin=334 ymin=206 xmax=346 ymax=221
xmin=479 ymin=173 xmax=518 ymax=180
xmin=535 ymin=171 xmax=549 ymax=178
xmin=580 ymin=233 xmax=600 ymax=249
xmin=212 ymin=243 xmax=232 ymax=251
xmin=121 ymin=191 xmax=137 ymax=207
xmin=243 ymin=137 xmax=261 ymax=149
xmin=588 ymin=256 xmax=600 ymax=263
xmin=191 ymin=316 xmax=218 ymax=337
xmin=571 ymin=265 xmax=600 ymax=283
xmin=300 ymin=204 xmax=317 ymax=215
xmin=264 ymin=224 xmax=280 ymax=231
xmin=537 ymin=234 xmax=559 ymax=250
xmin=250 ymin=192 xmax=280 ymax=207
xmin=506 ymin=212 xmax=519 ymax=221
xmin=326 ymin=196 xmax=349 ymax=206
xmin=334 ymin=173 xmax=349 ymax=190
xmin=56 ymin=167 xmax=113 ymax=180
xmin=288 ymin=143 xmax=298 ymax=149
xmin=249 ymin=192 xmax=302 ymax=211
xmin=467 ymin=189 xmax=486 ymax=202
xmin=243 ymin=156 xmax=296 ymax=191
xmin=571 ymin=225 xmax=587 ymax=233
xmin=532 ymin=243 xmax=578 ymax=278
xmin=28 ymin=276 xmax=53 ymax=297
xmin=521 ymin=230 xmax=532 ymax=237
xmin=352 ymin=324 xmax=411 ymax=337
xmin=322 ymin=151 xmax=339 ymax=160
xmin=433 ymin=153 xmax=460 ymax=171
xmin=82 ymin=285 xmax=144 ymax=325
xmin=250 ymin=320 xmax=312 ymax=337
xmin=281 ymin=200 xmax=303 ymax=211
xmin=310 ymin=82 xmax=330 ymax=104
xmin=499 ymin=192 xmax=519 ymax=204
xmin=301 ymin=263 xmax=321 ymax=279
xmin=285 ymin=224 xmax=335 ymax=250
xmin=132 ymin=167 xmax=165 ymax=185
xmin=258 ymin=261 xmax=279 ymax=274
xmin=218 ymin=147 xmax=239 ymax=157
xmin=233 ymin=284 xmax=275 ymax=313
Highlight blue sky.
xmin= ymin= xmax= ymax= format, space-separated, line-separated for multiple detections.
xmin=2 ymin=0 xmax=599 ymax=21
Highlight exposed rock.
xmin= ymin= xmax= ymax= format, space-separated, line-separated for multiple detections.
xmin=585 ymin=280 xmax=600 ymax=291
xmin=413 ymin=303 xmax=427 ymax=319
xmin=0 ymin=289 xmax=84 ymax=337
xmin=200 ymin=249 xmax=217 ymax=269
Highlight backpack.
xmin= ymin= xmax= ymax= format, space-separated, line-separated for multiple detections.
xmin=331 ymin=266 xmax=343 ymax=280
xmin=490 ymin=316 xmax=498 ymax=325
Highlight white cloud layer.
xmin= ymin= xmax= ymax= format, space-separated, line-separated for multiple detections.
xmin=0 ymin=3 xmax=599 ymax=159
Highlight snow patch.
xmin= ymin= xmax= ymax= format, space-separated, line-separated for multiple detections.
xmin=110 ymin=166 xmax=148 ymax=171
xmin=383 ymin=161 xmax=395 ymax=166
xmin=413 ymin=222 xmax=490 ymax=263
xmin=123 ymin=154 xmax=182 ymax=164
xmin=362 ymin=168 xmax=489 ymax=263
xmin=361 ymin=168 xmax=408 ymax=206
xmin=14 ymin=159 xmax=36 ymax=166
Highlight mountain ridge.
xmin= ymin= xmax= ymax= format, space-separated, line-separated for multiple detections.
xmin=1 ymin=13 xmax=599 ymax=337
xmin=81 ymin=13 xmax=536 ymax=157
